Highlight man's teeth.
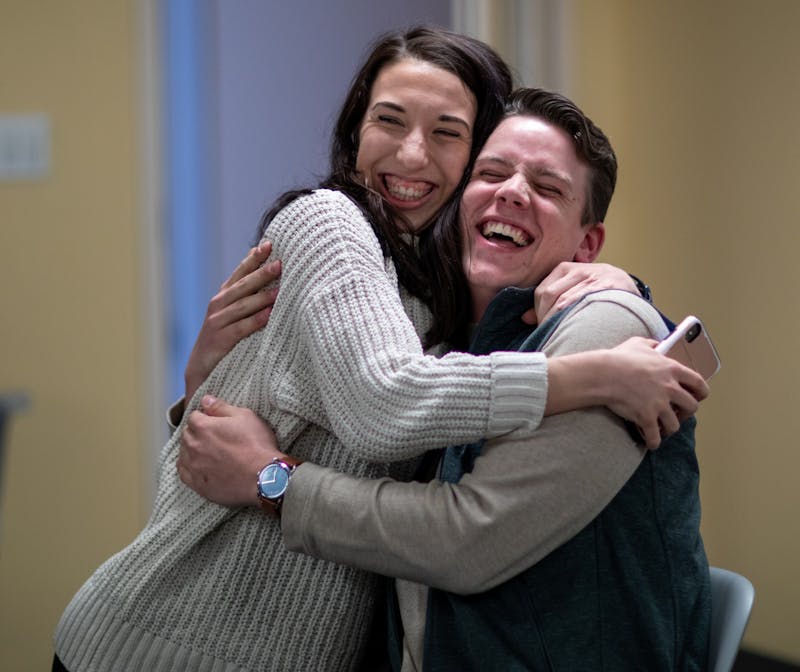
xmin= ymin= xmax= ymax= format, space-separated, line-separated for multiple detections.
xmin=385 ymin=177 xmax=431 ymax=201
xmin=480 ymin=221 xmax=532 ymax=247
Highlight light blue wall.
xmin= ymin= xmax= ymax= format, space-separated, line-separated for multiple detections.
xmin=215 ymin=0 xmax=451 ymax=274
xmin=164 ymin=0 xmax=451 ymax=400
xmin=164 ymin=0 xmax=219 ymax=401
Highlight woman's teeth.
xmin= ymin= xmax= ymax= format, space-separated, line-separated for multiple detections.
xmin=384 ymin=176 xmax=432 ymax=201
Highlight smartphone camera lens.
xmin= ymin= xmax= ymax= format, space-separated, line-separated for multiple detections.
xmin=686 ymin=323 xmax=701 ymax=342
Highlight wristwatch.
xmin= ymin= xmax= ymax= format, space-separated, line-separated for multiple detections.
xmin=257 ymin=455 xmax=302 ymax=515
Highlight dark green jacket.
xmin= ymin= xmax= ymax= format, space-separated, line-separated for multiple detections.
xmin=392 ymin=288 xmax=710 ymax=671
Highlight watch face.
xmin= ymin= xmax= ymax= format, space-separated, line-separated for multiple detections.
xmin=258 ymin=462 xmax=291 ymax=500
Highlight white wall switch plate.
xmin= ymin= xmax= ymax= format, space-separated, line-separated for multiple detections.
xmin=0 ymin=113 xmax=51 ymax=181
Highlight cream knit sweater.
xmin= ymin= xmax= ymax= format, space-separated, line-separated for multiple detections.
xmin=54 ymin=189 xmax=549 ymax=672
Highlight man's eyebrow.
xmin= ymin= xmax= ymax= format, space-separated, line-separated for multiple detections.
xmin=475 ymin=155 xmax=513 ymax=169
xmin=475 ymin=156 xmax=575 ymax=190
xmin=532 ymin=167 xmax=574 ymax=190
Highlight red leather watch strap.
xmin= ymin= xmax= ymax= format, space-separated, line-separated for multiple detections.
xmin=257 ymin=455 xmax=303 ymax=517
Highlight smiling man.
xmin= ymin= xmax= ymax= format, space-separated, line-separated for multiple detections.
xmin=461 ymin=110 xmax=603 ymax=321
xmin=179 ymin=88 xmax=710 ymax=671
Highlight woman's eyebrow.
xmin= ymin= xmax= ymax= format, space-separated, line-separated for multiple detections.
xmin=439 ymin=114 xmax=471 ymax=131
xmin=371 ymin=101 xmax=405 ymax=113
xmin=370 ymin=102 xmax=471 ymax=131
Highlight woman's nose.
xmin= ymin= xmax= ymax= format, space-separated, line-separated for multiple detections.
xmin=396 ymin=129 xmax=430 ymax=170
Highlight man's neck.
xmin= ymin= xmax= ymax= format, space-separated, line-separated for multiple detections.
xmin=469 ymin=288 xmax=498 ymax=324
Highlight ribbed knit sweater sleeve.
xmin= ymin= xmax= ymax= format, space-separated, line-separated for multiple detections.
xmin=262 ymin=190 xmax=548 ymax=460
xmin=282 ymin=290 xmax=666 ymax=592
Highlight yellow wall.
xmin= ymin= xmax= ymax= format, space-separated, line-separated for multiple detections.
xmin=2 ymin=1 xmax=799 ymax=669
xmin=571 ymin=0 xmax=800 ymax=662
xmin=0 ymin=2 xmax=147 ymax=670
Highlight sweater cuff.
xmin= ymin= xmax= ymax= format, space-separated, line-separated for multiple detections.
xmin=486 ymin=351 xmax=548 ymax=437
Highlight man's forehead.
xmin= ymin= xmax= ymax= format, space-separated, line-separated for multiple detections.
xmin=484 ymin=116 xmax=583 ymax=168
xmin=477 ymin=116 xmax=588 ymax=200
xmin=477 ymin=151 xmax=575 ymax=186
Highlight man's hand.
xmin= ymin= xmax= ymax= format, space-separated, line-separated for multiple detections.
xmin=524 ymin=262 xmax=638 ymax=325
xmin=177 ymin=395 xmax=285 ymax=507
xmin=184 ymin=242 xmax=282 ymax=403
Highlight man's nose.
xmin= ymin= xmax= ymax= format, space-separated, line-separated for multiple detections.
xmin=496 ymin=173 xmax=530 ymax=208
xmin=396 ymin=129 xmax=430 ymax=170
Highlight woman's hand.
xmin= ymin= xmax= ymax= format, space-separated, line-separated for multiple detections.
xmin=525 ymin=262 xmax=638 ymax=325
xmin=178 ymin=395 xmax=285 ymax=507
xmin=184 ymin=241 xmax=281 ymax=403
xmin=603 ymin=337 xmax=709 ymax=448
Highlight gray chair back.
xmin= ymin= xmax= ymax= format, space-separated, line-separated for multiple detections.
xmin=709 ymin=566 xmax=755 ymax=672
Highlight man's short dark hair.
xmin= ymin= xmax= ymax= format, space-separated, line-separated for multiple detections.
xmin=504 ymin=88 xmax=617 ymax=226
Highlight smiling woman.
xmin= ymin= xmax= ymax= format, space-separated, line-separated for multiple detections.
xmin=356 ymin=58 xmax=476 ymax=230
xmin=52 ymin=26 xmax=542 ymax=672
xmin=52 ymin=27 xmax=708 ymax=672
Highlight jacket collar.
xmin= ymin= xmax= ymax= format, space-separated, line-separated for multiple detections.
xmin=468 ymin=286 xmax=537 ymax=355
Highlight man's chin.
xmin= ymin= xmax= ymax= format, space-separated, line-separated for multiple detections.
xmin=464 ymin=265 xmax=511 ymax=296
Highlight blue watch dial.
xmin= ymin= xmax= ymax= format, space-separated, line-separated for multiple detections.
xmin=258 ymin=462 xmax=291 ymax=500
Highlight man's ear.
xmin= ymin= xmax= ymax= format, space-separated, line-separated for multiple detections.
xmin=573 ymin=223 xmax=605 ymax=263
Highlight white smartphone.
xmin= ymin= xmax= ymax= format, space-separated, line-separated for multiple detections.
xmin=656 ymin=316 xmax=721 ymax=380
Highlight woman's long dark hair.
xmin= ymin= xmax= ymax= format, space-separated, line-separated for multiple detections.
xmin=257 ymin=26 xmax=513 ymax=349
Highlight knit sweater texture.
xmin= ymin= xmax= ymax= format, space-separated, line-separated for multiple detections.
xmin=54 ymin=189 xmax=549 ymax=672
